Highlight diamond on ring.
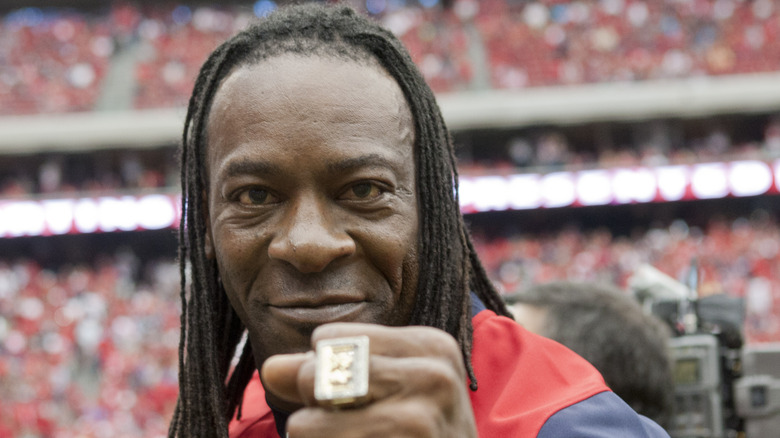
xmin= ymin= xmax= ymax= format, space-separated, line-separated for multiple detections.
xmin=314 ymin=336 xmax=369 ymax=408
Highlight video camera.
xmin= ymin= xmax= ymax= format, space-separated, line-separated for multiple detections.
xmin=629 ymin=264 xmax=780 ymax=438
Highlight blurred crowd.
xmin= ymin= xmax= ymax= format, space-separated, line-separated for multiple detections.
xmin=0 ymin=148 xmax=178 ymax=198
xmin=131 ymin=3 xmax=251 ymax=109
xmin=0 ymin=253 xmax=180 ymax=437
xmin=471 ymin=0 xmax=780 ymax=88
xmin=472 ymin=211 xmax=780 ymax=345
xmin=4 ymin=0 xmax=780 ymax=114
xmin=457 ymin=113 xmax=780 ymax=176
xmin=2 ymin=210 xmax=779 ymax=436
xmin=0 ymin=6 xmax=111 ymax=114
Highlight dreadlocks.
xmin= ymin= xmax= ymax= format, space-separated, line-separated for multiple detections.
xmin=170 ymin=3 xmax=510 ymax=437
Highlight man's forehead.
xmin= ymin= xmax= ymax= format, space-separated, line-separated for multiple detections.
xmin=208 ymin=53 xmax=413 ymax=131
xmin=203 ymin=54 xmax=416 ymax=174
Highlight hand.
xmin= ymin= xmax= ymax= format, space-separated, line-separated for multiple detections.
xmin=261 ymin=322 xmax=478 ymax=438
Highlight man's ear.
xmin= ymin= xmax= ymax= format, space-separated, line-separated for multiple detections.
xmin=203 ymin=190 xmax=215 ymax=260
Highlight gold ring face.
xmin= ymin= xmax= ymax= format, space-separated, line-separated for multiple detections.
xmin=314 ymin=336 xmax=369 ymax=408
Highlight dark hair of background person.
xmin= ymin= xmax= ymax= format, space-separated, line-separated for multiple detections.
xmin=504 ymin=281 xmax=675 ymax=430
xmin=171 ymin=3 xmax=510 ymax=437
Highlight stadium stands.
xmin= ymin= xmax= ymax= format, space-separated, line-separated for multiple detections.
xmin=471 ymin=214 xmax=780 ymax=345
xmin=0 ymin=256 xmax=180 ymax=437
xmin=4 ymin=0 xmax=780 ymax=114
xmin=0 ymin=7 xmax=111 ymax=115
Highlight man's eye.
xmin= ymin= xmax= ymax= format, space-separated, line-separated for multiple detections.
xmin=238 ymin=188 xmax=273 ymax=205
xmin=346 ymin=182 xmax=382 ymax=200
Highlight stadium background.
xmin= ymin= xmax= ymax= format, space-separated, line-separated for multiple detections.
xmin=2 ymin=0 xmax=780 ymax=436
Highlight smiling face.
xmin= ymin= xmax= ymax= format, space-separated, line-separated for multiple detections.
xmin=204 ymin=54 xmax=419 ymax=370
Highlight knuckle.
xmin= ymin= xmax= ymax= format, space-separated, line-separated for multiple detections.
xmin=414 ymin=327 xmax=461 ymax=359
xmin=286 ymin=408 xmax=322 ymax=436
xmin=390 ymin=400 xmax=438 ymax=436
xmin=415 ymin=358 xmax=462 ymax=400
xmin=311 ymin=322 xmax=351 ymax=341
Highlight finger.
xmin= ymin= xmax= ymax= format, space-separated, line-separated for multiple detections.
xmin=288 ymin=357 xmax=471 ymax=437
xmin=312 ymin=323 xmax=462 ymax=366
xmin=287 ymin=400 xmax=439 ymax=438
xmin=261 ymin=351 xmax=313 ymax=405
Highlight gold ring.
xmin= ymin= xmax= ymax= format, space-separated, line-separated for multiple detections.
xmin=314 ymin=335 xmax=369 ymax=409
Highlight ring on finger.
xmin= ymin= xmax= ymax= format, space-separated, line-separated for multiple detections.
xmin=314 ymin=335 xmax=370 ymax=409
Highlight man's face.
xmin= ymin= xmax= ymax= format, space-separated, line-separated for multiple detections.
xmin=204 ymin=54 xmax=420 ymax=368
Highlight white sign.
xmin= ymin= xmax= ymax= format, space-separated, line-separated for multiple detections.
xmin=0 ymin=194 xmax=180 ymax=238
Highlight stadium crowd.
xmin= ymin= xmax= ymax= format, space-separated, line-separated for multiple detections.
xmin=3 ymin=0 xmax=780 ymax=114
xmin=0 ymin=148 xmax=178 ymax=198
xmin=472 ymin=0 xmax=780 ymax=88
xmin=0 ymin=6 xmax=111 ymax=115
xmin=132 ymin=3 xmax=252 ymax=109
xmin=0 ymin=253 xmax=180 ymax=437
xmin=472 ymin=211 xmax=780 ymax=345
xmin=456 ymin=113 xmax=780 ymax=176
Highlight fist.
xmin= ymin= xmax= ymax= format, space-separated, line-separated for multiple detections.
xmin=261 ymin=323 xmax=478 ymax=438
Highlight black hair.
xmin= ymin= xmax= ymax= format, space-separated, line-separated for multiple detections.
xmin=170 ymin=3 xmax=509 ymax=437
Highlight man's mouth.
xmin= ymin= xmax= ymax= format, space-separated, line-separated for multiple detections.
xmin=268 ymin=301 xmax=367 ymax=327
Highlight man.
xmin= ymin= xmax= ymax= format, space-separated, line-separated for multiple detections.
xmin=170 ymin=3 xmax=669 ymax=437
xmin=506 ymin=281 xmax=676 ymax=430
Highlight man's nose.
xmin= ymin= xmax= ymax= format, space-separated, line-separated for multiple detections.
xmin=268 ymin=198 xmax=356 ymax=273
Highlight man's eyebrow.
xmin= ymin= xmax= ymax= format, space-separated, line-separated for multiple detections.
xmin=327 ymin=154 xmax=397 ymax=174
xmin=220 ymin=160 xmax=280 ymax=178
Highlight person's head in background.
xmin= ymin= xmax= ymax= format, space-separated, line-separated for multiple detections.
xmin=505 ymin=280 xmax=675 ymax=430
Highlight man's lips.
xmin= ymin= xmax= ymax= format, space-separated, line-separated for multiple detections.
xmin=268 ymin=300 xmax=368 ymax=326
